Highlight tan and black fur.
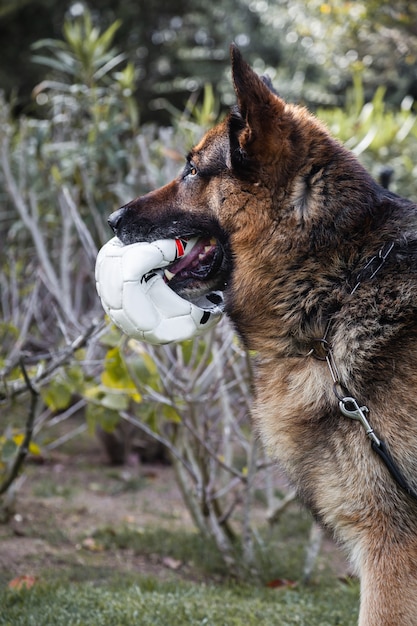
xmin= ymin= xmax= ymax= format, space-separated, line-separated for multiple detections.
xmin=108 ymin=45 xmax=417 ymax=624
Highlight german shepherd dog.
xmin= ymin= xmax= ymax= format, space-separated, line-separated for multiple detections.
xmin=108 ymin=45 xmax=417 ymax=625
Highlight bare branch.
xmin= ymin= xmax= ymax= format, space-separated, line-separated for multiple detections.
xmin=61 ymin=186 xmax=99 ymax=265
xmin=78 ymin=169 xmax=108 ymax=245
xmin=2 ymin=280 xmax=40 ymax=377
xmin=58 ymin=191 xmax=73 ymax=315
xmin=302 ymin=523 xmax=323 ymax=584
xmin=181 ymin=414 xmax=247 ymax=481
xmin=1 ymin=319 xmax=102 ymax=400
xmin=267 ymin=489 xmax=297 ymax=525
xmin=0 ymin=133 xmax=61 ymax=299
xmin=0 ymin=358 xmax=39 ymax=495
xmin=45 ymin=423 xmax=88 ymax=450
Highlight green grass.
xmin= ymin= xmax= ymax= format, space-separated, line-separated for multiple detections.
xmin=0 ymin=578 xmax=359 ymax=625
xmin=0 ymin=522 xmax=359 ymax=625
xmin=92 ymin=525 xmax=228 ymax=576
xmin=89 ymin=505 xmax=313 ymax=584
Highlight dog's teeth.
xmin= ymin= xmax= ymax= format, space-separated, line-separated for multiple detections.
xmin=164 ymin=269 xmax=175 ymax=281
xmin=204 ymin=246 xmax=212 ymax=253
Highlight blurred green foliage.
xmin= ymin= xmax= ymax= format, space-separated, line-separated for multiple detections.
xmin=318 ymin=74 xmax=417 ymax=199
xmin=1 ymin=0 xmax=417 ymax=123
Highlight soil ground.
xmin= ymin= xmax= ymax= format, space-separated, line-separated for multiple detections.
xmin=0 ymin=434 xmax=350 ymax=589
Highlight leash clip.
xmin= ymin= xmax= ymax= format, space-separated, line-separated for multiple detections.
xmin=339 ymin=396 xmax=381 ymax=447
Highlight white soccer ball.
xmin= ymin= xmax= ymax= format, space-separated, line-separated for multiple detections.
xmin=95 ymin=236 xmax=224 ymax=344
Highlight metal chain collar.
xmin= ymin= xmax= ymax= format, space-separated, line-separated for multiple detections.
xmin=310 ymin=240 xmax=395 ymax=389
xmin=309 ymin=241 xmax=417 ymax=501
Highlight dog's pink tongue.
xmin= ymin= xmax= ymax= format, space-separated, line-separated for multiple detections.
xmin=172 ymin=242 xmax=201 ymax=272
xmin=169 ymin=238 xmax=215 ymax=274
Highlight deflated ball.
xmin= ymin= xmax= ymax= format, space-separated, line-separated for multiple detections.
xmin=95 ymin=237 xmax=224 ymax=344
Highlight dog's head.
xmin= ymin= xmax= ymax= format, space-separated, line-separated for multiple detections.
xmin=108 ymin=47 xmax=272 ymax=303
xmin=107 ymin=45 xmax=367 ymax=320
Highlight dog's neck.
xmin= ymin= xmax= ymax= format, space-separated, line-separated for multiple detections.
xmin=229 ymin=239 xmax=398 ymax=362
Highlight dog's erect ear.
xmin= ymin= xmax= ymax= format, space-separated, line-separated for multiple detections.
xmin=230 ymin=43 xmax=285 ymax=156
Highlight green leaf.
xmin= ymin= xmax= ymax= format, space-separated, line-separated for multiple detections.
xmin=93 ymin=52 xmax=126 ymax=81
xmin=96 ymin=19 xmax=122 ymax=53
xmin=31 ymin=54 xmax=75 ymax=75
xmin=28 ymin=441 xmax=41 ymax=456
xmin=85 ymin=403 xmax=120 ymax=435
xmin=98 ymin=410 xmax=120 ymax=433
xmin=100 ymin=325 xmax=123 ymax=348
xmin=0 ymin=322 xmax=19 ymax=342
xmin=83 ymin=385 xmax=104 ymax=402
xmin=1 ymin=438 xmax=17 ymax=461
xmin=128 ymin=349 xmax=159 ymax=389
xmin=41 ymin=380 xmax=72 ymax=412
xmin=31 ymin=38 xmax=68 ymax=51
xmin=101 ymin=347 xmax=141 ymax=403
xmin=162 ymin=405 xmax=182 ymax=424
xmin=103 ymin=347 xmax=126 ymax=383
xmin=100 ymin=392 xmax=129 ymax=411
xmin=66 ymin=364 xmax=85 ymax=390
xmin=144 ymin=406 xmax=158 ymax=433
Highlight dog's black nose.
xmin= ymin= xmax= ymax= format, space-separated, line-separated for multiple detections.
xmin=107 ymin=207 xmax=126 ymax=234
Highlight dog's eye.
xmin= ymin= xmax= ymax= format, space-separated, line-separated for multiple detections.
xmin=185 ymin=163 xmax=198 ymax=178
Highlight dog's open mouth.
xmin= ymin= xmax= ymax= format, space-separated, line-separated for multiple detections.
xmin=162 ymin=235 xmax=227 ymax=312
xmin=163 ymin=236 xmax=219 ymax=285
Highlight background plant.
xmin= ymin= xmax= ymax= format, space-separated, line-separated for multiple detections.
xmin=2 ymin=1 xmax=417 ymax=122
xmin=317 ymin=73 xmax=417 ymax=198
xmin=0 ymin=9 xmax=140 ymax=511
